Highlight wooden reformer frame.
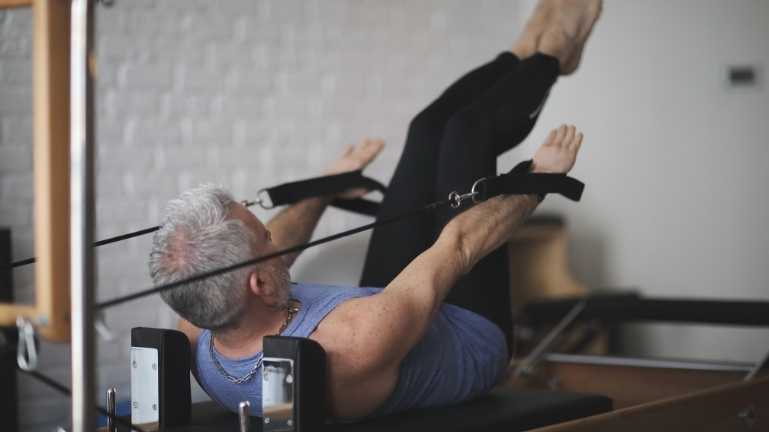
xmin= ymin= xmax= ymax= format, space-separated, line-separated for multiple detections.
xmin=505 ymin=220 xmax=769 ymax=431
xmin=0 ymin=0 xmax=71 ymax=342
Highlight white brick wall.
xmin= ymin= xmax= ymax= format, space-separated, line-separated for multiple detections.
xmin=1 ymin=1 xmax=519 ymax=430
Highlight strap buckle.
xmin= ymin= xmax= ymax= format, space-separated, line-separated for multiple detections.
xmin=448 ymin=177 xmax=488 ymax=209
xmin=242 ymin=189 xmax=274 ymax=210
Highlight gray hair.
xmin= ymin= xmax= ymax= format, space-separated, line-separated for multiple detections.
xmin=149 ymin=184 xmax=255 ymax=330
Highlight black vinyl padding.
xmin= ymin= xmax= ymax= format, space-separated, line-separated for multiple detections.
xmin=524 ymin=294 xmax=769 ymax=327
xmin=156 ymin=388 xmax=612 ymax=432
xmin=334 ymin=388 xmax=612 ymax=432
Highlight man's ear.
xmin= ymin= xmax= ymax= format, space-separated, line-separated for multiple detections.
xmin=248 ymin=271 xmax=262 ymax=296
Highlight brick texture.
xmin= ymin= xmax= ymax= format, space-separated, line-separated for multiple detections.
xmin=0 ymin=1 xmax=518 ymax=430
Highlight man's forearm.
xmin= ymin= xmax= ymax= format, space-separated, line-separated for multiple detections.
xmin=448 ymin=193 xmax=540 ymax=275
xmin=266 ymin=197 xmax=331 ymax=267
xmin=359 ymin=193 xmax=540 ymax=370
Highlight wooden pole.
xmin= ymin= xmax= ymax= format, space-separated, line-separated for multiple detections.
xmin=33 ymin=0 xmax=71 ymax=342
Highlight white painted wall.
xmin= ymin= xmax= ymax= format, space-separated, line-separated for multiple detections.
xmin=1 ymin=1 xmax=767 ymax=430
xmin=509 ymin=0 xmax=769 ymax=361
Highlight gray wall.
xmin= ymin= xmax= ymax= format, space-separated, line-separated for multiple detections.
xmin=0 ymin=1 xmax=767 ymax=430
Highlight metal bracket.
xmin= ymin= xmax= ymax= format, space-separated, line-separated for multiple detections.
xmin=514 ymin=298 xmax=587 ymax=378
xmin=16 ymin=317 xmax=38 ymax=371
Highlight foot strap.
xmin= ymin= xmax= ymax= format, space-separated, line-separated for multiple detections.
xmin=475 ymin=160 xmax=584 ymax=202
xmin=259 ymin=170 xmax=387 ymax=216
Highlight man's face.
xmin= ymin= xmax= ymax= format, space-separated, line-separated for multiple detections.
xmin=229 ymin=202 xmax=291 ymax=306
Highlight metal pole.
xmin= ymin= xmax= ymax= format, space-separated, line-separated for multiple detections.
xmin=515 ymin=299 xmax=587 ymax=378
xmin=107 ymin=388 xmax=117 ymax=432
xmin=70 ymin=0 xmax=96 ymax=431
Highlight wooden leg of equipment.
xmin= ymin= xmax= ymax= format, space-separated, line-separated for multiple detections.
xmin=0 ymin=0 xmax=70 ymax=342
xmin=529 ymin=375 xmax=769 ymax=432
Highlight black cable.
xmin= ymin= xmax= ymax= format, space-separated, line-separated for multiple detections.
xmin=7 ymin=200 xmax=260 ymax=269
xmin=8 ymin=226 xmax=161 ymax=269
xmin=20 ymin=368 xmax=146 ymax=432
xmin=97 ymin=199 xmax=449 ymax=310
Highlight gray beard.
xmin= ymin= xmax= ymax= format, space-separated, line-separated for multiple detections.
xmin=271 ymin=260 xmax=292 ymax=308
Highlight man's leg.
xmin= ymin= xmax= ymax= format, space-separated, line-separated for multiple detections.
xmin=435 ymin=54 xmax=560 ymax=353
xmin=435 ymin=0 xmax=602 ymax=354
xmin=360 ymin=53 xmax=519 ymax=288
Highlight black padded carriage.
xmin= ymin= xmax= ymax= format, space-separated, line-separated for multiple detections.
xmin=157 ymin=388 xmax=612 ymax=432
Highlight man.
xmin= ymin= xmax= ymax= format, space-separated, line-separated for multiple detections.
xmin=149 ymin=0 xmax=600 ymax=420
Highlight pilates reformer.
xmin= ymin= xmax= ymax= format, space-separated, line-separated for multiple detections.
xmin=1 ymin=1 xmax=767 ymax=432
xmin=95 ymin=291 xmax=768 ymax=432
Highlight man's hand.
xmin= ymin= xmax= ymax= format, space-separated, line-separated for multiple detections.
xmin=325 ymin=138 xmax=385 ymax=199
xmin=532 ymin=124 xmax=583 ymax=174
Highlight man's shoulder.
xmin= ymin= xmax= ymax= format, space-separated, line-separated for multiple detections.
xmin=309 ymin=294 xmax=388 ymax=371
xmin=308 ymin=294 xmax=400 ymax=419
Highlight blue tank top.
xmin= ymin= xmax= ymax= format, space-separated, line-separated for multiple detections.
xmin=194 ymin=283 xmax=507 ymax=418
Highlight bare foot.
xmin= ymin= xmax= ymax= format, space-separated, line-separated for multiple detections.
xmin=513 ymin=0 xmax=602 ymax=75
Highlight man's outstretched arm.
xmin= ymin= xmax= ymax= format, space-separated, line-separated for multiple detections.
xmin=316 ymin=125 xmax=583 ymax=419
xmin=265 ymin=138 xmax=384 ymax=267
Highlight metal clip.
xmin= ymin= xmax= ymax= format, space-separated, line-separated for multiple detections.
xmin=242 ymin=189 xmax=274 ymax=210
xmin=448 ymin=177 xmax=488 ymax=209
xmin=16 ymin=317 xmax=38 ymax=371
xmin=95 ymin=312 xmax=115 ymax=342
xmin=239 ymin=401 xmax=251 ymax=432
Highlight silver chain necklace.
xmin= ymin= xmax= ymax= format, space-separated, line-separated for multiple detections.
xmin=210 ymin=299 xmax=300 ymax=384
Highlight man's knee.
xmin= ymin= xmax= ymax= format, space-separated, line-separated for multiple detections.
xmin=407 ymin=107 xmax=446 ymax=140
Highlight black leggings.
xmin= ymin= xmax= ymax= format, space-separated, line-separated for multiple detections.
xmin=360 ymin=52 xmax=559 ymax=354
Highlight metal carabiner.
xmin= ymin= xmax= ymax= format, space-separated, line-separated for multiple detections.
xmin=470 ymin=177 xmax=488 ymax=203
xmin=16 ymin=317 xmax=38 ymax=371
xmin=95 ymin=311 xmax=115 ymax=342
xmin=448 ymin=177 xmax=488 ymax=208
xmin=242 ymin=189 xmax=274 ymax=210
xmin=448 ymin=191 xmax=475 ymax=209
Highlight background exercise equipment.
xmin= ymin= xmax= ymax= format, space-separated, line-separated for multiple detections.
xmin=0 ymin=229 xmax=19 ymax=432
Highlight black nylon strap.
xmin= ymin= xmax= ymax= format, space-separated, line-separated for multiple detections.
xmin=330 ymin=197 xmax=382 ymax=216
xmin=478 ymin=160 xmax=584 ymax=202
xmin=264 ymin=170 xmax=386 ymax=216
